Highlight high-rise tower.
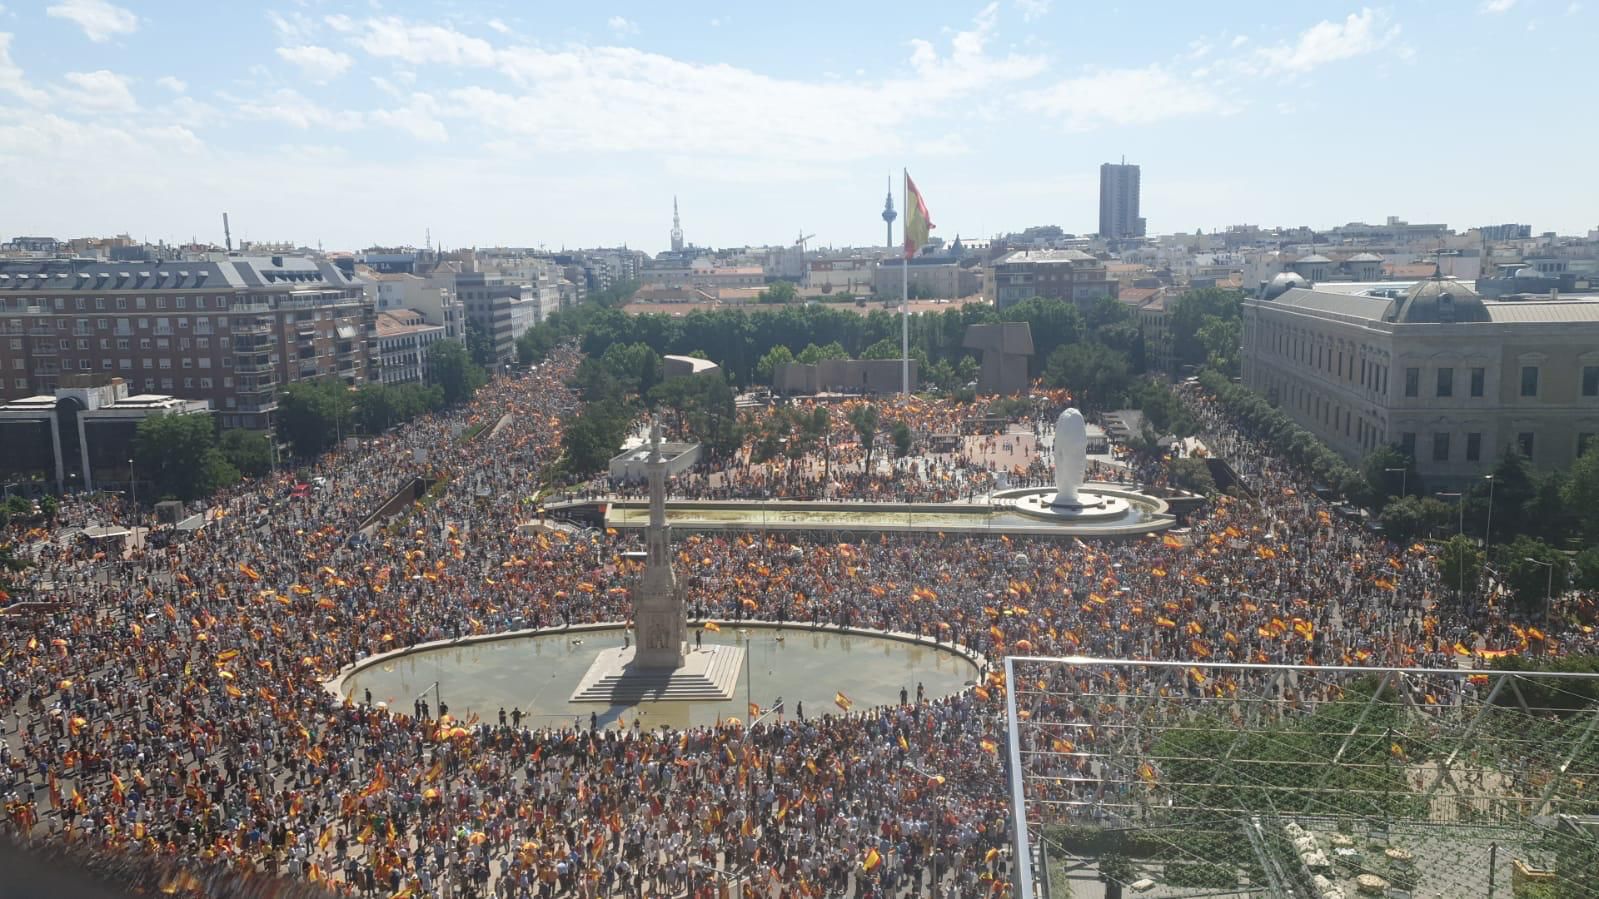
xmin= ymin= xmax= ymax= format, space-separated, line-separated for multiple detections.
xmin=880 ymin=177 xmax=898 ymax=250
xmin=670 ymin=196 xmax=685 ymax=253
xmin=1098 ymin=159 xmax=1145 ymax=239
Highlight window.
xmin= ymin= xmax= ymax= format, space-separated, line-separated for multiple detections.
xmin=116 ymin=339 xmax=128 ymax=350
xmin=1404 ymin=367 xmax=1419 ymax=397
xmin=1432 ymin=433 xmax=1450 ymax=462
xmin=135 ymin=297 xmax=146 ymax=310
xmin=1400 ymin=432 xmax=1417 ymax=459
xmin=1518 ymin=432 xmax=1535 ymax=458
xmin=199 ymin=357 xmax=210 ymax=369
xmin=159 ymin=358 xmax=171 ymax=370
xmin=119 ymin=359 xmax=131 ymax=370
xmin=1470 ymin=367 xmax=1484 ymax=397
xmin=142 ymin=359 xmax=152 ymax=369
xmin=1436 ymin=367 xmax=1453 ymax=397
xmin=1521 ymin=365 xmax=1539 ymax=397
xmin=78 ymin=359 xmax=91 ymax=370
xmin=200 ymin=377 xmax=212 ymax=389
xmin=116 ymin=298 xmax=126 ymax=309
xmin=13 ymin=378 xmax=25 ymax=389
xmin=1583 ymin=366 xmax=1599 ymax=397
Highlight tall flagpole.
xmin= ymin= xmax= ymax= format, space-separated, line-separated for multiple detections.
xmin=901 ymin=169 xmax=910 ymax=396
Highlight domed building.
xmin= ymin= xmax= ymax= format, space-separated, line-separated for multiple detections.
xmin=1386 ymin=277 xmax=1492 ymax=324
xmin=1242 ymin=275 xmax=1599 ymax=487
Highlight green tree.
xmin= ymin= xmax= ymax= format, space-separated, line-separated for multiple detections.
xmin=860 ymin=338 xmax=901 ymax=360
xmin=891 ymin=420 xmax=913 ymax=458
xmin=1167 ymin=287 xmax=1243 ymax=372
xmin=1496 ymin=536 xmax=1568 ymax=618
xmin=648 ymin=374 xmax=740 ymax=460
xmin=999 ymin=298 xmax=1082 ymax=376
xmin=0 ymin=538 xmax=28 ymax=597
xmin=464 ymin=317 xmax=496 ymax=366
xmin=1378 ymin=496 xmax=1452 ymax=545
xmin=1562 ymin=444 xmax=1599 ymax=543
xmin=796 ymin=341 xmax=848 ymax=364
xmin=1437 ymin=534 xmax=1484 ymax=602
xmin=427 ymin=340 xmax=486 ymax=407
xmin=848 ymin=404 xmax=882 ymax=474
xmin=1573 ymin=546 xmax=1599 ymax=591
xmin=756 ymin=345 xmax=794 ymax=384
xmin=1362 ymin=444 xmax=1420 ymax=507
xmin=757 ymin=281 xmax=798 ymax=304
xmin=277 ymin=378 xmax=354 ymax=458
xmin=218 ymin=428 xmax=273 ymax=478
xmin=600 ymin=342 xmax=662 ymax=396
xmin=1044 ymin=342 xmax=1132 ymax=410
xmin=133 ymin=413 xmax=238 ymax=502
xmin=561 ymin=398 xmax=634 ymax=477
xmin=1169 ymin=457 xmax=1217 ymax=495
xmin=1197 ymin=316 xmax=1242 ymax=376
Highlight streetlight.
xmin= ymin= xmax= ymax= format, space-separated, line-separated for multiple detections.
xmin=1437 ymin=492 xmax=1465 ymax=604
xmin=1524 ymin=557 xmax=1556 ymax=633
xmin=128 ymin=457 xmax=136 ymax=510
xmin=1384 ymin=467 xmax=1408 ymax=498
xmin=1483 ymin=474 xmax=1496 ymax=546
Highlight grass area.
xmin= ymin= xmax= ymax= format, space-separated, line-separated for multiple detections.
xmin=456 ymin=422 xmax=489 ymax=444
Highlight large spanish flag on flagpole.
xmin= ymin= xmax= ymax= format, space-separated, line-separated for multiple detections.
xmin=903 ymin=171 xmax=933 ymax=259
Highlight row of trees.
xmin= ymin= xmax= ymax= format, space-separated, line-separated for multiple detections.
xmin=1197 ymin=369 xmax=1365 ymax=498
xmin=126 ymin=339 xmax=487 ymax=503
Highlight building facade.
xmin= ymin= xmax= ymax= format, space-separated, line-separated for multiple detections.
xmin=373 ymin=310 xmax=445 ymax=385
xmin=991 ymin=249 xmax=1118 ymax=310
xmin=429 ymin=271 xmax=537 ymax=364
xmin=0 ymin=256 xmax=372 ymax=430
xmin=358 ymin=268 xmax=463 ymax=339
xmin=1242 ymin=278 xmax=1599 ymax=486
xmin=871 ymin=259 xmax=981 ymax=299
xmin=1098 ymin=162 xmax=1145 ymax=239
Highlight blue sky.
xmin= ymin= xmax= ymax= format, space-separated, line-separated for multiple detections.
xmin=1 ymin=0 xmax=1594 ymax=252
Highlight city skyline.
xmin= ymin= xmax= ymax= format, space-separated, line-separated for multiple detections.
xmin=1 ymin=1 xmax=1596 ymax=251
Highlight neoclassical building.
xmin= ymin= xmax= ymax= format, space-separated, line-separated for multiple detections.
xmin=1242 ymin=276 xmax=1599 ymax=486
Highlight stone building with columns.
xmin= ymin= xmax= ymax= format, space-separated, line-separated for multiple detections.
xmin=1242 ymin=276 xmax=1599 ymax=487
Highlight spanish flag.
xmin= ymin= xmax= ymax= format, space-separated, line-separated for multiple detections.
xmin=834 ymin=691 xmax=853 ymax=711
xmin=862 ymin=847 xmax=883 ymax=872
xmin=703 ymin=620 xmax=721 ymax=633
xmin=903 ymin=171 xmax=933 ymax=259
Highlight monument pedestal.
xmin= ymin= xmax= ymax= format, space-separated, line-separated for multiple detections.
xmin=570 ymin=644 xmax=744 ymax=704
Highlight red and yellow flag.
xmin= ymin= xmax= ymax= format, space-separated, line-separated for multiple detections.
xmin=903 ymin=171 xmax=933 ymax=259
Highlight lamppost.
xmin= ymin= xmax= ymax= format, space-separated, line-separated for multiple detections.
xmin=1384 ymin=467 xmax=1408 ymax=499
xmin=1483 ymin=474 xmax=1496 ymax=546
xmin=1524 ymin=557 xmax=1556 ymax=634
xmin=128 ymin=457 xmax=136 ymax=510
xmin=1437 ymin=491 xmax=1465 ymax=605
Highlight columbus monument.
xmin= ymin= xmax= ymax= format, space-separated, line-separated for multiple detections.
xmin=572 ymin=423 xmax=743 ymax=703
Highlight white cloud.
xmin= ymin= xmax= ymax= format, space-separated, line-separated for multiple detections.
xmin=607 ymin=15 xmax=639 ymax=36
xmin=487 ymin=18 xmax=511 ymax=35
xmin=1020 ymin=65 xmax=1233 ymax=130
xmin=1252 ymin=8 xmax=1400 ymax=76
xmin=350 ymin=17 xmax=497 ymax=66
xmin=268 ymin=10 xmax=317 ymax=42
xmin=1479 ymin=0 xmax=1517 ymax=12
xmin=157 ymin=75 xmax=186 ymax=93
xmin=228 ymin=88 xmax=363 ymax=131
xmin=0 ymin=33 xmax=47 ymax=104
xmin=1015 ymin=0 xmax=1051 ymax=21
xmin=339 ymin=7 xmax=1041 ymax=161
xmin=276 ymin=45 xmax=355 ymax=83
xmin=55 ymin=69 xmax=136 ymax=110
xmin=369 ymin=93 xmax=448 ymax=142
xmin=46 ymin=0 xmax=137 ymax=43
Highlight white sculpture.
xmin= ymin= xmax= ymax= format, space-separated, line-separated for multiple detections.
xmin=1051 ymin=408 xmax=1087 ymax=508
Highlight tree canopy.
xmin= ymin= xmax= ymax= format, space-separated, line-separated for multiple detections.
xmin=133 ymin=413 xmax=238 ymax=502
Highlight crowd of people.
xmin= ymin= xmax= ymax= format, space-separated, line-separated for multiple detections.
xmin=1 ymin=352 xmax=1594 ymax=898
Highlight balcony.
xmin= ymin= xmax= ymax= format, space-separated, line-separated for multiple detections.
xmin=233 ymin=322 xmax=271 ymax=337
xmin=235 ymin=361 xmax=275 ymax=376
xmin=28 ymin=326 xmax=53 ymax=336
xmin=29 ymin=343 xmax=58 ymax=355
xmin=236 ymin=378 xmax=277 ymax=396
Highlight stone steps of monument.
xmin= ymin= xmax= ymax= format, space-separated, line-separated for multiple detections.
xmin=570 ymin=645 xmax=743 ymax=703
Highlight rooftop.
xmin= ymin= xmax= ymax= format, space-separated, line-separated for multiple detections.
xmin=994 ymin=249 xmax=1099 ymax=266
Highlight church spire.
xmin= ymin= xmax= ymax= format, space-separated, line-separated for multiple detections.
xmin=670 ymin=196 xmax=685 ymax=253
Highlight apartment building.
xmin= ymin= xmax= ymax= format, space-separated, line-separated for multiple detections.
xmin=0 ymin=255 xmax=373 ymax=430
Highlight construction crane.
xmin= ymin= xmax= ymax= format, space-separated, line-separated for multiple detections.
xmin=222 ymin=213 xmax=232 ymax=252
xmin=794 ymin=231 xmax=815 ymax=252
